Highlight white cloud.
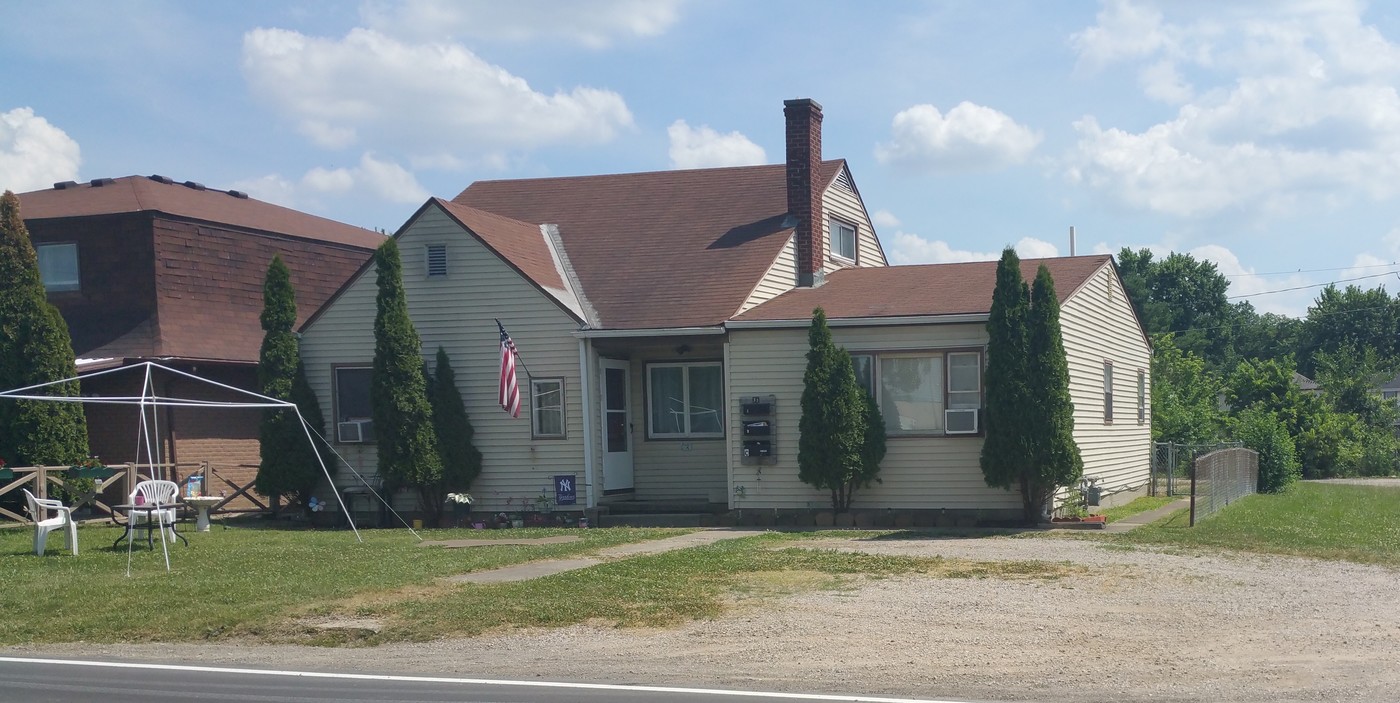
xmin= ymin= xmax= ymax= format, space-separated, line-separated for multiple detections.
xmin=887 ymin=231 xmax=1059 ymax=265
xmin=233 ymin=153 xmax=429 ymax=210
xmin=1069 ymin=0 xmax=1177 ymax=67
xmin=875 ymin=102 xmax=1041 ymax=173
xmin=242 ymin=27 xmax=634 ymax=152
xmin=0 ymin=107 xmax=81 ymax=193
xmin=360 ymin=0 xmax=684 ymax=48
xmin=1065 ymin=1 xmax=1400 ymax=218
xmin=871 ymin=209 xmax=901 ymax=229
xmin=666 ymin=120 xmax=765 ymax=169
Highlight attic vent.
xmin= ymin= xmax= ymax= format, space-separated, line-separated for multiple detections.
xmin=425 ymin=244 xmax=448 ymax=277
xmin=182 ymin=180 xmax=206 ymax=191
xmin=53 ymin=181 xmax=79 ymax=190
xmin=89 ymin=178 xmax=115 ymax=187
xmin=834 ymin=168 xmax=854 ymax=193
xmin=149 ymin=174 xmax=174 ymax=184
xmin=227 ymin=190 xmax=249 ymax=199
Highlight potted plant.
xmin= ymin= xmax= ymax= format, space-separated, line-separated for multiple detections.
xmin=0 ymin=457 xmax=11 ymax=482
xmin=64 ymin=456 xmax=110 ymax=515
xmin=444 ymin=492 xmax=473 ymax=528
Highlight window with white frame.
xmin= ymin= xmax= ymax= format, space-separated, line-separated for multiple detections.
xmin=647 ymin=362 xmax=723 ymax=438
xmin=830 ymin=218 xmax=857 ymax=262
xmin=946 ymin=352 xmax=981 ymax=434
xmin=1103 ymin=361 xmax=1114 ymax=424
xmin=425 ymin=244 xmax=448 ymax=277
xmin=1137 ymin=369 xmax=1147 ymax=424
xmin=36 ymin=242 xmax=80 ymax=292
xmin=531 ymin=378 xmax=565 ymax=438
xmin=851 ymin=350 xmax=982 ymax=436
xmin=334 ymin=367 xmax=375 ymax=443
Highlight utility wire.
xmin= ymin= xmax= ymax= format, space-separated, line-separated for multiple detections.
xmin=1222 ymin=262 xmax=1400 ymax=277
xmin=1225 ymin=271 xmax=1399 ymax=299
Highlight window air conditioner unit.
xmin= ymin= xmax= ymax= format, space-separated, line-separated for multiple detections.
xmin=945 ymin=409 xmax=978 ymax=434
xmin=338 ymin=420 xmax=373 ymax=443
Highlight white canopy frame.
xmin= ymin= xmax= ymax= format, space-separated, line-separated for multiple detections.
xmin=0 ymin=360 xmax=422 ymax=575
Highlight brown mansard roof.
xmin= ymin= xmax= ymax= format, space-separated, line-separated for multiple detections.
xmin=734 ymin=255 xmax=1114 ymax=322
xmin=454 ymin=160 xmax=847 ymax=330
xmin=18 ymin=175 xmax=385 ymax=249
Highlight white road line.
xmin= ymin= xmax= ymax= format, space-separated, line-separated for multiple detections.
xmin=0 ymin=656 xmax=968 ymax=703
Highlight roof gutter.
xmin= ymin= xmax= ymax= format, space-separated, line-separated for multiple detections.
xmin=725 ymin=313 xmax=989 ymax=330
xmin=572 ymin=326 xmax=727 ymax=339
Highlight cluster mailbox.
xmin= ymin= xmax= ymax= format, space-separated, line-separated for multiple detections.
xmin=740 ymin=394 xmax=777 ymax=465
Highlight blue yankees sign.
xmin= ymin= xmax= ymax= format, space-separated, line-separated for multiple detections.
xmin=554 ymin=474 xmax=578 ymax=505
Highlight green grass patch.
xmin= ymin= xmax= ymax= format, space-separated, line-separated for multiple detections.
xmin=1118 ymin=482 xmax=1400 ymax=566
xmin=2 ymin=526 xmax=1082 ymax=646
xmin=312 ymin=534 xmax=1080 ymax=645
xmin=1101 ymin=496 xmax=1178 ymax=523
xmin=0 ymin=522 xmax=685 ymax=645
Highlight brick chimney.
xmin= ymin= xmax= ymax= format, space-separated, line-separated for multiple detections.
xmin=785 ymin=98 xmax=824 ymax=288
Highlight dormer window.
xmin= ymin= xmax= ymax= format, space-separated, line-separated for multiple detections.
xmin=830 ymin=218 xmax=856 ymax=262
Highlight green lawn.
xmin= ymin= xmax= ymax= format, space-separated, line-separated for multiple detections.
xmin=0 ymin=522 xmax=686 ymax=645
xmin=1119 ymin=482 xmax=1400 ymax=566
xmin=0 ymin=523 xmax=1077 ymax=646
xmin=1101 ymin=495 xmax=1177 ymax=523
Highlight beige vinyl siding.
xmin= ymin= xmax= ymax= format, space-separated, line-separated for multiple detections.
xmin=300 ymin=206 xmax=586 ymax=514
xmin=625 ymin=341 xmax=728 ymax=503
xmin=1060 ymin=263 xmax=1152 ymax=503
xmin=822 ymin=174 xmax=886 ymax=271
xmin=737 ymin=236 xmax=797 ymax=314
xmin=727 ymin=323 xmax=1020 ymax=512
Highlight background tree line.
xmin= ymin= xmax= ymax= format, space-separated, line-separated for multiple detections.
xmin=1122 ymin=247 xmax=1400 ymax=490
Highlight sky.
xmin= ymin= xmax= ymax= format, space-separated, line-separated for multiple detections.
xmin=4 ymin=0 xmax=1400 ymax=318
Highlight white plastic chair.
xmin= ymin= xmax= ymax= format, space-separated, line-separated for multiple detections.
xmin=23 ymin=488 xmax=78 ymax=556
xmin=129 ymin=480 xmax=182 ymax=544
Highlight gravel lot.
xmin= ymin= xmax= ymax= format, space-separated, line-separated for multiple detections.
xmin=10 ymin=534 xmax=1400 ymax=702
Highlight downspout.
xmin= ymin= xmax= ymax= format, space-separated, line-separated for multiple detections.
xmin=578 ymin=338 xmax=596 ymax=509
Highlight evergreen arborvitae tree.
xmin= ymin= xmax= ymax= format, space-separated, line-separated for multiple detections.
xmin=0 ymin=191 xmax=87 ymax=467
xmin=370 ymin=239 xmax=442 ymax=519
xmin=858 ymin=389 xmax=887 ymax=491
xmin=255 ymin=256 xmax=324 ymax=512
xmin=1027 ymin=264 xmax=1083 ymax=522
xmin=798 ymin=308 xmax=872 ymax=511
xmin=427 ymin=347 xmax=482 ymax=521
xmin=980 ymin=247 xmax=1035 ymax=521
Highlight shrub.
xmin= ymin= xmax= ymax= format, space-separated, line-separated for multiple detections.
xmin=1230 ymin=408 xmax=1300 ymax=493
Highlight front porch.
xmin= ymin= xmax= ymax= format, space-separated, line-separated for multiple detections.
xmin=584 ymin=331 xmax=731 ymax=510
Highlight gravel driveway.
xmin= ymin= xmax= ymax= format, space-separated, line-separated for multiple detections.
xmin=10 ymin=534 xmax=1400 ymax=702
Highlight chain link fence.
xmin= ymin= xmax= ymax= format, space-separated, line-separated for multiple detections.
xmin=1190 ymin=448 xmax=1258 ymax=526
xmin=1151 ymin=441 xmax=1243 ymax=496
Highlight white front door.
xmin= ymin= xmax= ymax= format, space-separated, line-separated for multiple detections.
xmin=601 ymin=359 xmax=634 ymax=492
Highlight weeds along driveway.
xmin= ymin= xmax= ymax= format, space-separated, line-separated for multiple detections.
xmin=10 ymin=532 xmax=1399 ymax=703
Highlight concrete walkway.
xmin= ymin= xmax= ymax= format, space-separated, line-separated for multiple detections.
xmin=1102 ymin=498 xmax=1190 ymax=533
xmin=442 ymin=529 xmax=768 ymax=584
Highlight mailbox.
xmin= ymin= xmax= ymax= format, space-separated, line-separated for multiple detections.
xmin=743 ymin=420 xmax=771 ymax=436
xmin=742 ymin=440 xmax=772 ymax=457
xmin=738 ymin=394 xmax=777 ymax=465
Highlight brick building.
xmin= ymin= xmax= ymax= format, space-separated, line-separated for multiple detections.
xmin=17 ymin=175 xmax=383 ymax=505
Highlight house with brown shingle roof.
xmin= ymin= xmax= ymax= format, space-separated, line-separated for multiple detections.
xmin=300 ymin=99 xmax=1150 ymax=524
xmin=17 ymin=176 xmax=383 ymax=504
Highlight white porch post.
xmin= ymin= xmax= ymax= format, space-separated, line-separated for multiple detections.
xmin=578 ymin=338 xmax=596 ymax=509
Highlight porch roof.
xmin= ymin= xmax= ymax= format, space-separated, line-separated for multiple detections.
xmin=732 ymin=255 xmax=1112 ymax=322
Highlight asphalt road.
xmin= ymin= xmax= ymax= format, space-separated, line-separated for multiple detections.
xmin=0 ymin=656 xmax=975 ymax=703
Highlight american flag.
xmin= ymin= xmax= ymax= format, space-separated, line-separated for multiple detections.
xmin=497 ymin=320 xmax=521 ymax=418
